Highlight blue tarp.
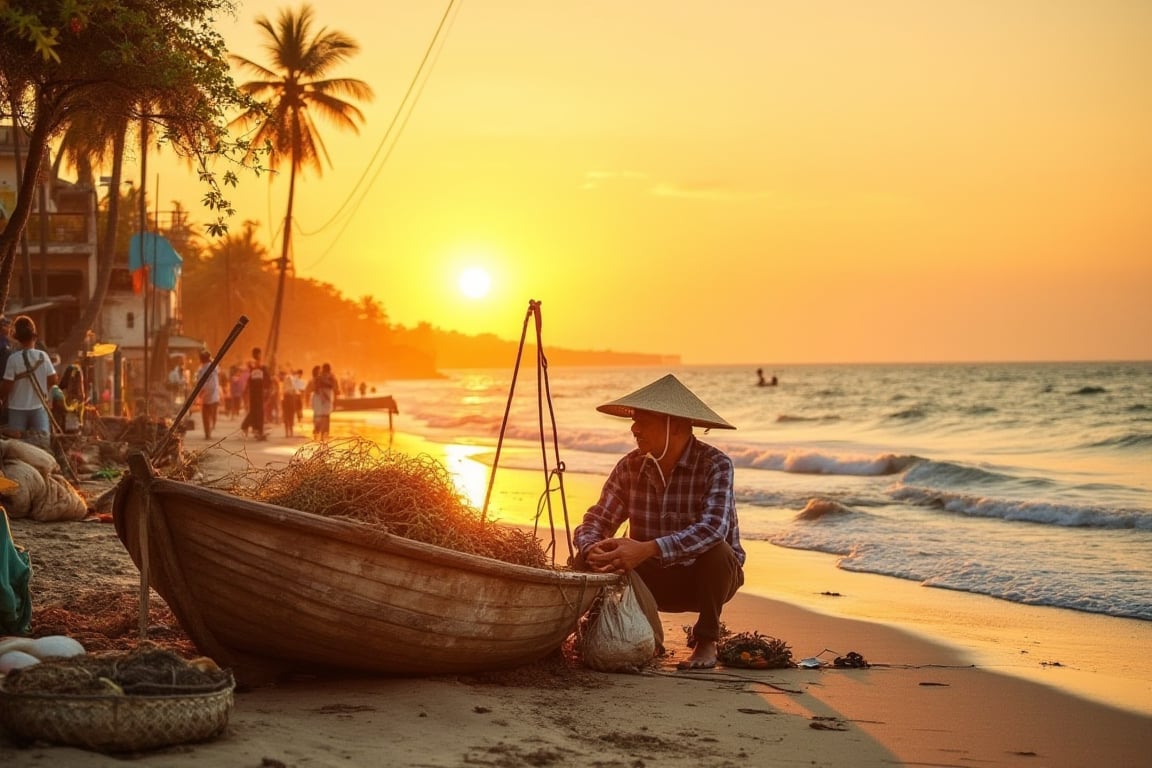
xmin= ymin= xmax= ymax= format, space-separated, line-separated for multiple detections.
xmin=129 ymin=232 xmax=183 ymax=291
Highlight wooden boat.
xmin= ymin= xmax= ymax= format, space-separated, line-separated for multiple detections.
xmin=332 ymin=394 xmax=399 ymax=413
xmin=113 ymin=453 xmax=615 ymax=685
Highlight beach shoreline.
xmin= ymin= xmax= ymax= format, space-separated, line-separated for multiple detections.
xmin=446 ymin=427 xmax=1152 ymax=719
xmin=2 ymin=424 xmax=1148 ymax=766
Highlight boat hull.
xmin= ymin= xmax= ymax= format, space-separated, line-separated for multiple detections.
xmin=112 ymin=455 xmax=613 ymax=684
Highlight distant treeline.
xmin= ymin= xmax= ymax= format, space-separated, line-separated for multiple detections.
xmin=416 ymin=328 xmax=678 ymax=373
xmin=176 ymin=222 xmax=676 ymax=382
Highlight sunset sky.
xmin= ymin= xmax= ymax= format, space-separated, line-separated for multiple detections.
xmin=138 ymin=0 xmax=1149 ymax=365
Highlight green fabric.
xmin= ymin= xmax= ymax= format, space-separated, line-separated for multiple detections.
xmin=0 ymin=507 xmax=32 ymax=635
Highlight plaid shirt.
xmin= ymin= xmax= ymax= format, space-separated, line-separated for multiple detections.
xmin=575 ymin=436 xmax=745 ymax=568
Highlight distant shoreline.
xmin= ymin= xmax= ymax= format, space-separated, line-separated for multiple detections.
xmin=381 ymin=358 xmax=1152 ymax=380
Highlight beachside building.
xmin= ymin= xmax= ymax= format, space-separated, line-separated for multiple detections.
xmin=0 ymin=122 xmax=201 ymax=414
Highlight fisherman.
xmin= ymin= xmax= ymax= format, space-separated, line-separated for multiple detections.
xmin=573 ymin=374 xmax=745 ymax=669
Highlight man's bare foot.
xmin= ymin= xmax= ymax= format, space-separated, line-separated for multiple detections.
xmin=677 ymin=639 xmax=717 ymax=670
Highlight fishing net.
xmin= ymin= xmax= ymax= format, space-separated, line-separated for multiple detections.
xmin=684 ymin=624 xmax=796 ymax=669
xmin=220 ymin=437 xmax=548 ymax=568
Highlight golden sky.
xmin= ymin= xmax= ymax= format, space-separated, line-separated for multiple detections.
xmin=142 ymin=0 xmax=1150 ymax=365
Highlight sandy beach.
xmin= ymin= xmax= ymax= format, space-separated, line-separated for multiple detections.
xmin=1 ymin=424 xmax=1149 ymax=767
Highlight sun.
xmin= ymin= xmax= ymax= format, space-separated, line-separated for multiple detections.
xmin=457 ymin=266 xmax=492 ymax=300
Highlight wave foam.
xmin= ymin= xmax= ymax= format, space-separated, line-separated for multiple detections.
xmin=725 ymin=445 xmax=919 ymax=476
xmin=795 ymin=498 xmax=855 ymax=521
xmin=891 ymin=485 xmax=1151 ymax=529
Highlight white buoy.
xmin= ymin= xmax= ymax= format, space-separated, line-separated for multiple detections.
xmin=0 ymin=650 xmax=40 ymax=672
xmin=0 ymin=635 xmax=86 ymax=661
xmin=28 ymin=635 xmax=86 ymax=659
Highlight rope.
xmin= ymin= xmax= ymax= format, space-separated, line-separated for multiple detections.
xmin=479 ymin=304 xmax=533 ymax=524
xmin=297 ymin=0 xmax=462 ymax=270
xmin=17 ymin=348 xmax=79 ymax=484
xmin=480 ymin=300 xmax=574 ymax=565
xmin=643 ymin=668 xmax=804 ymax=694
xmin=532 ymin=307 xmax=574 ymax=559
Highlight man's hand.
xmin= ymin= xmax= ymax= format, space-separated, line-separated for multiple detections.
xmin=585 ymin=538 xmax=659 ymax=575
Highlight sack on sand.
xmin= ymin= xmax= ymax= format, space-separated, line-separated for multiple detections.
xmin=581 ymin=580 xmax=656 ymax=673
xmin=1 ymin=440 xmax=57 ymax=476
xmin=0 ymin=462 xmax=43 ymax=518
xmin=35 ymin=474 xmax=87 ymax=522
xmin=0 ymin=441 xmax=87 ymax=521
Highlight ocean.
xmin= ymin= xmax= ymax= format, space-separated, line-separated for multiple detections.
xmin=342 ymin=361 xmax=1151 ymax=625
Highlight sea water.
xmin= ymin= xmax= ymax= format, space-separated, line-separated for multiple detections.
xmin=343 ymin=361 xmax=1151 ymax=625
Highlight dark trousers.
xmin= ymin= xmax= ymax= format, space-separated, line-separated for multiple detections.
xmin=241 ymin=390 xmax=264 ymax=435
xmin=634 ymin=541 xmax=743 ymax=643
xmin=201 ymin=402 xmax=218 ymax=438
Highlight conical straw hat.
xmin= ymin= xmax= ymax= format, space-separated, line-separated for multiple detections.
xmin=597 ymin=374 xmax=735 ymax=430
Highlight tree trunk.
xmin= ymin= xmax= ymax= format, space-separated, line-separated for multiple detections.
xmin=266 ymin=160 xmax=296 ymax=371
xmin=56 ymin=127 xmax=128 ymax=364
xmin=0 ymin=100 xmax=57 ymax=312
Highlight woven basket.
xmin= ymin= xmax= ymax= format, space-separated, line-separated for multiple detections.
xmin=0 ymin=674 xmax=234 ymax=753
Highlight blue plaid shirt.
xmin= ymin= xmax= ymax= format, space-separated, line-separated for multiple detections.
xmin=575 ymin=436 xmax=745 ymax=568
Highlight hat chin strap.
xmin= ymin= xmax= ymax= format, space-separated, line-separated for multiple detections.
xmin=642 ymin=414 xmax=672 ymax=486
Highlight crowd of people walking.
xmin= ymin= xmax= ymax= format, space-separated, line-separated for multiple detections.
xmin=0 ymin=321 xmax=353 ymax=450
xmin=203 ymin=347 xmax=341 ymax=442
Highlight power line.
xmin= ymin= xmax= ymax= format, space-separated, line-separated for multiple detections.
xmin=295 ymin=0 xmax=462 ymax=258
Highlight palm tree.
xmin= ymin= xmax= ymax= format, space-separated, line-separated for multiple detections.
xmin=229 ymin=3 xmax=373 ymax=368
xmin=0 ymin=0 xmax=247 ymax=316
xmin=181 ymin=220 xmax=278 ymax=347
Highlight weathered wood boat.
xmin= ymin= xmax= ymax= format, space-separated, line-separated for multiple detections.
xmin=332 ymin=394 xmax=399 ymax=413
xmin=113 ymin=454 xmax=615 ymax=685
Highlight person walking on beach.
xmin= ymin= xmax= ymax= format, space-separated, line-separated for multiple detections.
xmin=240 ymin=348 xmax=267 ymax=440
xmin=573 ymin=374 xmax=744 ymax=670
xmin=0 ymin=316 xmax=58 ymax=449
xmin=50 ymin=363 xmax=86 ymax=433
xmin=280 ymin=369 xmax=300 ymax=438
xmin=293 ymin=369 xmax=306 ymax=422
xmin=227 ymin=365 xmax=245 ymax=419
xmin=194 ymin=349 xmax=220 ymax=440
xmin=264 ymin=369 xmax=281 ymax=427
xmin=309 ymin=363 xmax=338 ymax=441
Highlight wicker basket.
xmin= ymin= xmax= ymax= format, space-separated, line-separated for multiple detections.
xmin=0 ymin=674 xmax=235 ymax=753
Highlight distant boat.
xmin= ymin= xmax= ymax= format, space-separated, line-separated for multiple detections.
xmin=332 ymin=394 xmax=399 ymax=413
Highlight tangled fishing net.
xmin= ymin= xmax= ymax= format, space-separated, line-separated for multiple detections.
xmin=684 ymin=624 xmax=795 ymax=669
xmin=220 ymin=438 xmax=548 ymax=568
xmin=717 ymin=631 xmax=794 ymax=669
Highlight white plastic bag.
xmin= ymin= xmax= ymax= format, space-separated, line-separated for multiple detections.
xmin=581 ymin=580 xmax=656 ymax=672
